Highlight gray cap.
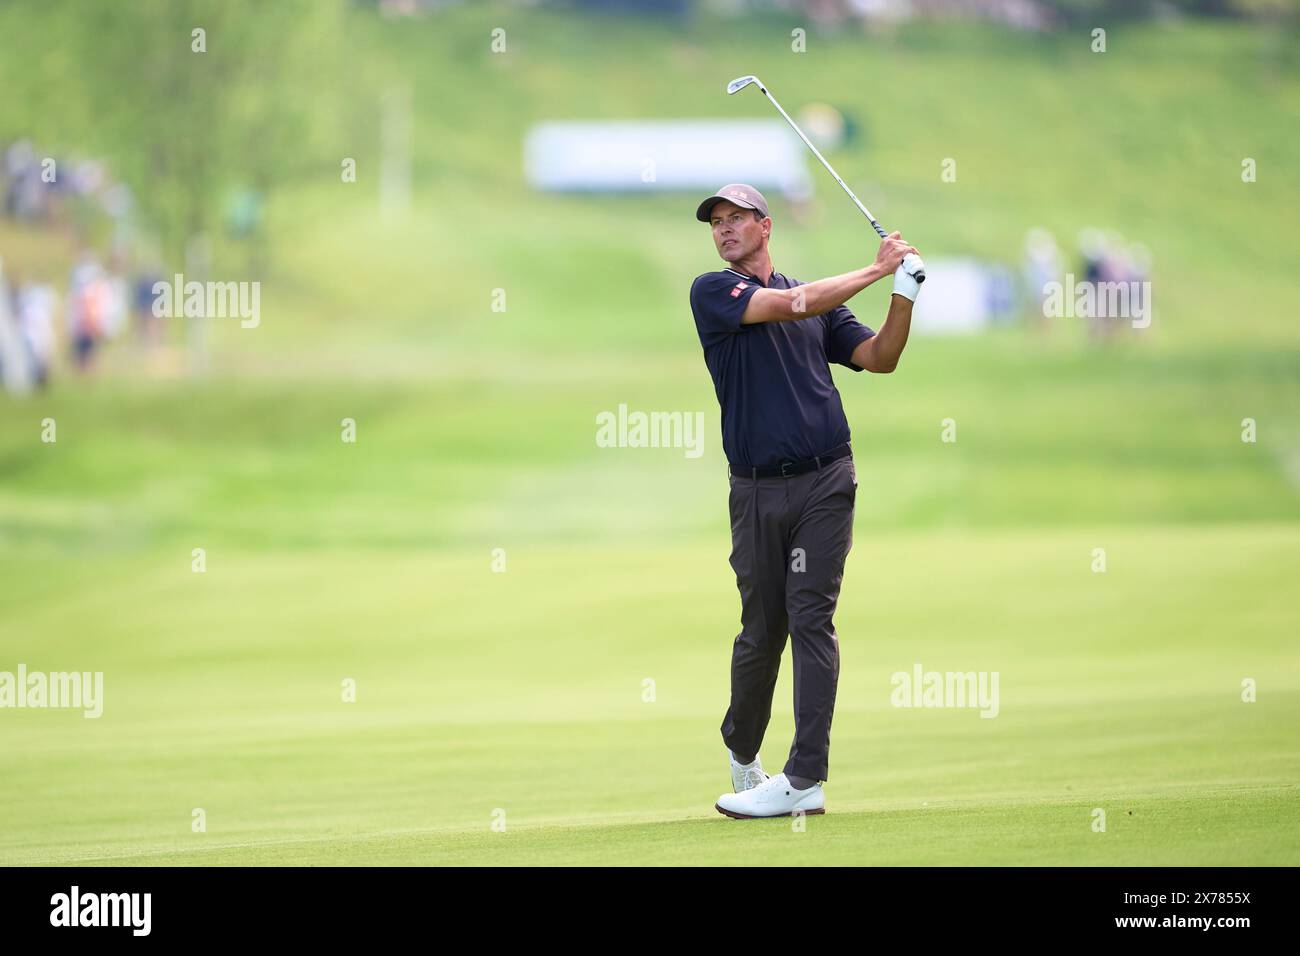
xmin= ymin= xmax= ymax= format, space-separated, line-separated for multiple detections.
xmin=696 ymin=183 xmax=770 ymax=223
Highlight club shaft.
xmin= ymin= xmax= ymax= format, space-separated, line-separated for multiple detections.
xmin=756 ymin=83 xmax=889 ymax=239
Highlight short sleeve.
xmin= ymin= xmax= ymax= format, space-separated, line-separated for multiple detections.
xmin=690 ymin=272 xmax=760 ymax=350
xmin=826 ymin=303 xmax=875 ymax=371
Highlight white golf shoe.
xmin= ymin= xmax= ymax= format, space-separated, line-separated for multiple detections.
xmin=729 ymin=750 xmax=770 ymax=792
xmin=715 ymin=772 xmax=825 ymax=819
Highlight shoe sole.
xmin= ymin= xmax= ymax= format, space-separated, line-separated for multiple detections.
xmin=714 ymin=802 xmax=826 ymax=820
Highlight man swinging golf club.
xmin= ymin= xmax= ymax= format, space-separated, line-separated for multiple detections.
xmin=690 ymin=183 xmax=923 ymax=818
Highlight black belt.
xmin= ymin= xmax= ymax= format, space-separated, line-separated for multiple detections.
xmin=729 ymin=443 xmax=852 ymax=480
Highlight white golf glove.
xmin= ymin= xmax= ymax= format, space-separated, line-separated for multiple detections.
xmin=892 ymin=253 xmax=926 ymax=302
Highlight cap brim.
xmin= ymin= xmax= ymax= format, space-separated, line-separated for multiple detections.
xmin=696 ymin=195 xmax=758 ymax=223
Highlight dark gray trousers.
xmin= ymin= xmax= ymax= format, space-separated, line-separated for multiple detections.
xmin=720 ymin=454 xmax=857 ymax=783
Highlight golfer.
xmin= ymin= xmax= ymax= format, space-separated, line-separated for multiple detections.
xmin=689 ymin=184 xmax=922 ymax=819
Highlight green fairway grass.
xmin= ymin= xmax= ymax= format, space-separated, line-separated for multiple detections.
xmin=1 ymin=527 xmax=1295 ymax=865
xmin=1 ymin=5 xmax=1298 ymax=864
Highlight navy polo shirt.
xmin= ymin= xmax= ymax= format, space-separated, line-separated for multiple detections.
xmin=690 ymin=266 xmax=876 ymax=469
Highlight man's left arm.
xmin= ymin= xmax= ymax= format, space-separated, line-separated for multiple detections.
xmin=850 ymin=294 xmax=913 ymax=374
xmin=849 ymin=254 xmax=923 ymax=372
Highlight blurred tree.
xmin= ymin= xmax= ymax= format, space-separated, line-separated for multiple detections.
xmin=0 ymin=0 xmax=348 ymax=267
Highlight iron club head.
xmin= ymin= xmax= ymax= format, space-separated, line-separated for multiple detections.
xmin=726 ymin=75 xmax=762 ymax=95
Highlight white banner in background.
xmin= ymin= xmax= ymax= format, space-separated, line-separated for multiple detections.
xmin=524 ymin=120 xmax=812 ymax=197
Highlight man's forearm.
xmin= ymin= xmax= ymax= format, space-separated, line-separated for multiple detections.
xmin=860 ymin=293 xmax=914 ymax=372
xmin=791 ymin=264 xmax=888 ymax=317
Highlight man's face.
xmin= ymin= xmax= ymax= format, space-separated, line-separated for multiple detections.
xmin=709 ymin=200 xmax=768 ymax=263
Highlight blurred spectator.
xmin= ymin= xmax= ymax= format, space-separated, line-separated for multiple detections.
xmin=1127 ymin=241 xmax=1152 ymax=322
xmin=1075 ymin=227 xmax=1153 ymax=340
xmin=103 ymin=252 xmax=130 ymax=342
xmin=5 ymin=139 xmax=49 ymax=221
xmin=985 ymin=262 xmax=1017 ymax=325
xmin=1077 ymin=227 xmax=1108 ymax=339
xmin=16 ymin=281 xmax=57 ymax=388
xmin=1022 ymin=227 xmax=1061 ymax=328
xmin=0 ymin=260 xmax=36 ymax=394
xmin=133 ymin=267 xmax=165 ymax=346
xmin=66 ymin=249 xmax=108 ymax=371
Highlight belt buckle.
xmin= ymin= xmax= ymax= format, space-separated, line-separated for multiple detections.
xmin=779 ymin=460 xmax=795 ymax=478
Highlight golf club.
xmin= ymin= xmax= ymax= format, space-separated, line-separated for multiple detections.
xmin=727 ymin=74 xmax=925 ymax=284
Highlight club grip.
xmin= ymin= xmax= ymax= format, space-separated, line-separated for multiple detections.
xmin=901 ymin=252 xmax=926 ymax=284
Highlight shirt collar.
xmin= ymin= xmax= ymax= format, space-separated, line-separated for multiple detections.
xmin=724 ymin=266 xmax=779 ymax=288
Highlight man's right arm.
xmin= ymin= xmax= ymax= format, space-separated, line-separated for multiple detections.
xmin=741 ymin=232 xmax=917 ymax=325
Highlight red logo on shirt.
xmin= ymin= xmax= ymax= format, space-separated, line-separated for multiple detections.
xmin=730 ymin=281 xmax=749 ymax=298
